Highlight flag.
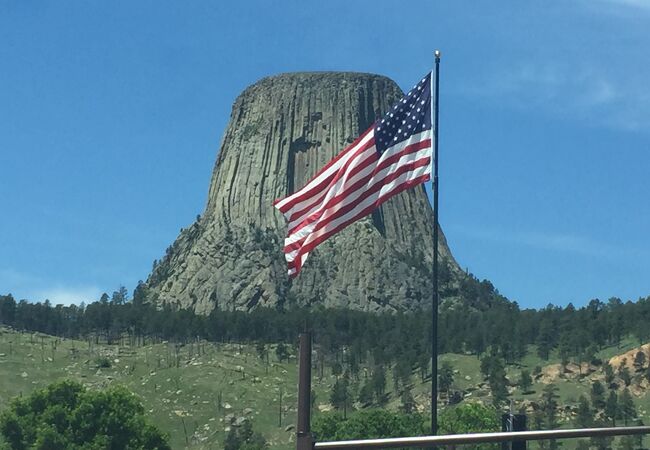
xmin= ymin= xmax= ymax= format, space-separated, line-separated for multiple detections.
xmin=274 ymin=72 xmax=433 ymax=277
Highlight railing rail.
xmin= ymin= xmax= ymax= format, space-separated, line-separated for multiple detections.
xmin=313 ymin=426 xmax=650 ymax=449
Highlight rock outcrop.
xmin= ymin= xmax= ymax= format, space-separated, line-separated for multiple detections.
xmin=146 ymin=72 xmax=462 ymax=314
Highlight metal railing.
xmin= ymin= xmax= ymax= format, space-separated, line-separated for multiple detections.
xmin=313 ymin=426 xmax=650 ymax=449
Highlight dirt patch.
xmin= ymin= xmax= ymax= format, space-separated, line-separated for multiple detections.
xmin=609 ymin=344 xmax=650 ymax=370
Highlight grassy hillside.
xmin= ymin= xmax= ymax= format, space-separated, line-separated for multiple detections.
xmin=0 ymin=327 xmax=312 ymax=449
xmin=1 ymin=326 xmax=649 ymax=450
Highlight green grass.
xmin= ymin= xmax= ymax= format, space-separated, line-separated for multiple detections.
xmin=0 ymin=328 xmax=324 ymax=449
xmin=595 ymin=336 xmax=641 ymax=361
xmin=1 ymin=328 xmax=648 ymax=450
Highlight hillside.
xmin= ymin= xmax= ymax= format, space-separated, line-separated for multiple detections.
xmin=2 ymin=326 xmax=649 ymax=450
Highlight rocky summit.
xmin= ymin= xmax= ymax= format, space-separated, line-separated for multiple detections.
xmin=146 ymin=72 xmax=462 ymax=314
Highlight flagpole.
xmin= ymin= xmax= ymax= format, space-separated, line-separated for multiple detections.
xmin=431 ymin=49 xmax=441 ymax=436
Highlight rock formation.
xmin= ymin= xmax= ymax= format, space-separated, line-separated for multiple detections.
xmin=146 ymin=72 xmax=462 ymax=314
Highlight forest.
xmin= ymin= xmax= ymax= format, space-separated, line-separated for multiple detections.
xmin=1 ymin=275 xmax=649 ymax=373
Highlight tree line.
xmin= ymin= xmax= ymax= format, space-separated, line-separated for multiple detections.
xmin=1 ymin=281 xmax=649 ymax=373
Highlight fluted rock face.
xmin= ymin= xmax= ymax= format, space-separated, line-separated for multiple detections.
xmin=146 ymin=72 xmax=461 ymax=314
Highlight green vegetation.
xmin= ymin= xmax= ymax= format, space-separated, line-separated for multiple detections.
xmin=224 ymin=419 xmax=267 ymax=450
xmin=0 ymin=379 xmax=169 ymax=449
xmin=0 ymin=328 xmax=310 ymax=449
xmin=439 ymin=403 xmax=500 ymax=450
xmin=1 ymin=325 xmax=648 ymax=449
xmin=1 ymin=290 xmax=650 ymax=449
xmin=312 ymin=409 xmax=427 ymax=442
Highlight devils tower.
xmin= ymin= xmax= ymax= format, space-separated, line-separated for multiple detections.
xmin=146 ymin=72 xmax=461 ymax=314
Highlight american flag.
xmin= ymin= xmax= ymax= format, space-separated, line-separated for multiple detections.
xmin=274 ymin=72 xmax=433 ymax=277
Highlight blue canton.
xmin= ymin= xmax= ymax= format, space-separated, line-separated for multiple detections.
xmin=374 ymin=72 xmax=432 ymax=154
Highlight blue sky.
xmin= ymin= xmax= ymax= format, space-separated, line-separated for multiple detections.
xmin=1 ymin=1 xmax=649 ymax=309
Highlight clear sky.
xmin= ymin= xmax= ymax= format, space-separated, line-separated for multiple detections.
xmin=1 ymin=1 xmax=649 ymax=309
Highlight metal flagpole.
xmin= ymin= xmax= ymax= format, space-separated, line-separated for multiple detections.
xmin=431 ymin=49 xmax=441 ymax=436
xmin=297 ymin=333 xmax=313 ymax=450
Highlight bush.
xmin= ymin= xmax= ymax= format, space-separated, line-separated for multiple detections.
xmin=0 ymin=379 xmax=170 ymax=450
xmin=312 ymin=409 xmax=427 ymax=441
xmin=439 ymin=403 xmax=500 ymax=450
xmin=94 ymin=356 xmax=111 ymax=368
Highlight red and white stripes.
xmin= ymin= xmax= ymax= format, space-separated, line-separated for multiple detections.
xmin=274 ymin=128 xmax=432 ymax=277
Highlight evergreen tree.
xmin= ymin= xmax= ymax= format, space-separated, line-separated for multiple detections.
xmin=619 ymin=388 xmax=636 ymax=426
xmin=371 ymin=366 xmax=386 ymax=405
xmin=604 ymin=362 xmax=615 ymax=385
xmin=358 ymin=380 xmax=374 ymax=406
xmin=111 ymin=286 xmax=129 ymax=305
xmin=634 ymin=351 xmax=646 ymax=373
xmin=331 ymin=362 xmax=343 ymax=378
xmin=417 ymin=352 xmax=430 ymax=382
xmin=619 ymin=365 xmax=632 ymax=387
xmin=574 ymin=395 xmax=593 ymax=428
xmin=438 ymin=361 xmax=454 ymax=396
xmin=393 ymin=357 xmax=412 ymax=392
xmin=399 ymin=388 xmax=416 ymax=414
xmin=275 ymin=343 xmax=289 ymax=363
xmin=591 ymin=381 xmax=606 ymax=410
xmin=604 ymin=391 xmax=619 ymax=426
xmin=541 ymin=384 xmax=560 ymax=450
xmin=330 ymin=378 xmax=351 ymax=417
xmin=519 ymin=369 xmax=532 ymax=394
xmin=537 ymin=320 xmax=555 ymax=360
xmin=488 ymin=357 xmax=509 ymax=407
xmin=541 ymin=384 xmax=560 ymax=427
xmin=255 ymin=343 xmax=267 ymax=360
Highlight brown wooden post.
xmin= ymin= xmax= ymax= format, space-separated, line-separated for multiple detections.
xmin=297 ymin=333 xmax=314 ymax=450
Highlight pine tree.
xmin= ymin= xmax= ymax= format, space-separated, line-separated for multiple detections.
xmin=537 ymin=320 xmax=554 ymax=360
xmin=604 ymin=391 xmax=618 ymax=426
xmin=275 ymin=343 xmax=289 ymax=363
xmin=618 ymin=359 xmax=632 ymax=386
xmin=330 ymin=378 xmax=351 ymax=418
xmin=619 ymin=388 xmax=636 ymax=426
xmin=604 ymin=362 xmax=615 ymax=385
xmin=487 ymin=358 xmax=509 ymax=407
xmin=542 ymin=384 xmax=560 ymax=427
xmin=519 ymin=369 xmax=533 ymax=394
xmin=591 ymin=381 xmax=606 ymax=409
xmin=575 ymin=395 xmax=593 ymax=428
xmin=358 ymin=380 xmax=374 ymax=406
xmin=399 ymin=388 xmax=416 ymax=414
xmin=634 ymin=351 xmax=646 ymax=373
xmin=371 ymin=365 xmax=386 ymax=404
xmin=438 ymin=361 xmax=454 ymax=396
xmin=541 ymin=384 xmax=560 ymax=450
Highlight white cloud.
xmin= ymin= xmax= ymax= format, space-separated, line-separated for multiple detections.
xmin=596 ymin=0 xmax=650 ymax=10
xmin=33 ymin=286 xmax=103 ymax=306
xmin=450 ymin=226 xmax=644 ymax=260
xmin=459 ymin=61 xmax=650 ymax=132
xmin=0 ymin=268 xmax=104 ymax=306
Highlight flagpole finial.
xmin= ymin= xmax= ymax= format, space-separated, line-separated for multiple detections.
xmin=434 ymin=49 xmax=441 ymax=59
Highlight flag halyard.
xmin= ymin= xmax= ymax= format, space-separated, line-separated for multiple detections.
xmin=274 ymin=71 xmax=434 ymax=277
